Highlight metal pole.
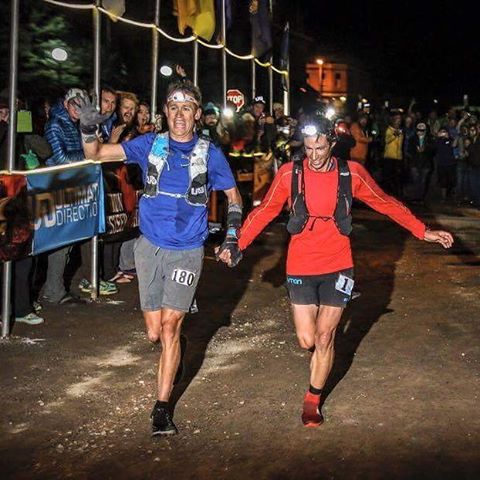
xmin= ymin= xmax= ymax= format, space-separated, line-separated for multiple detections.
xmin=251 ymin=59 xmax=256 ymax=101
xmin=193 ymin=40 xmax=199 ymax=87
xmin=268 ymin=58 xmax=273 ymax=113
xmin=283 ymin=65 xmax=290 ymax=116
xmin=221 ymin=0 xmax=227 ymax=108
xmin=1 ymin=0 xmax=20 ymax=338
xmin=90 ymin=1 xmax=101 ymax=300
xmin=151 ymin=0 xmax=161 ymax=116
xmin=268 ymin=0 xmax=273 ymax=112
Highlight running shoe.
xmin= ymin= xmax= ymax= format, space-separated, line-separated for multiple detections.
xmin=58 ymin=293 xmax=89 ymax=305
xmin=78 ymin=278 xmax=118 ymax=295
xmin=151 ymin=402 xmax=178 ymax=436
xmin=15 ymin=312 xmax=44 ymax=325
xmin=301 ymin=392 xmax=324 ymax=427
xmin=33 ymin=301 xmax=42 ymax=313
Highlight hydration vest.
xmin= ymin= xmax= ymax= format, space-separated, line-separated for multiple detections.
xmin=143 ymin=132 xmax=210 ymax=207
xmin=286 ymin=158 xmax=352 ymax=236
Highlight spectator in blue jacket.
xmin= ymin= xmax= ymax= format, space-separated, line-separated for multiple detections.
xmin=44 ymin=88 xmax=85 ymax=166
xmin=42 ymin=88 xmax=88 ymax=305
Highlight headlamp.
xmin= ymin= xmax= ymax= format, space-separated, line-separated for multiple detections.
xmin=167 ymin=90 xmax=199 ymax=106
xmin=301 ymin=124 xmax=318 ymax=137
xmin=222 ymin=107 xmax=234 ymax=119
xmin=325 ymin=107 xmax=336 ymax=120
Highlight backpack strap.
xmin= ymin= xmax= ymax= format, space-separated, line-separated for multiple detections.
xmin=334 ymin=159 xmax=353 ymax=236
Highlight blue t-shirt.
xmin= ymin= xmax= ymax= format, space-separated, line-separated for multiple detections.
xmin=122 ymin=133 xmax=236 ymax=249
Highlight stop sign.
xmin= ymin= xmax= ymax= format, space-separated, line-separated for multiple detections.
xmin=226 ymin=89 xmax=245 ymax=112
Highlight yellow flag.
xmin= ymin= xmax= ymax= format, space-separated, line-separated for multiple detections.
xmin=193 ymin=0 xmax=215 ymax=41
xmin=173 ymin=0 xmax=198 ymax=35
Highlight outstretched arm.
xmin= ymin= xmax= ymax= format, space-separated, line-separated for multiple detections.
xmin=351 ymin=162 xmax=454 ymax=248
xmin=424 ymin=229 xmax=454 ymax=248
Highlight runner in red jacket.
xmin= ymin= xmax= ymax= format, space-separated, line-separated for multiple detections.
xmin=217 ymin=117 xmax=453 ymax=427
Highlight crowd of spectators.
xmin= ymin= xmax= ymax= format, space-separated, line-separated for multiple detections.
xmin=1 ymin=75 xmax=479 ymax=327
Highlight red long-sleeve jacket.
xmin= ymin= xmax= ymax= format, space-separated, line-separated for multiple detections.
xmin=238 ymin=158 xmax=426 ymax=276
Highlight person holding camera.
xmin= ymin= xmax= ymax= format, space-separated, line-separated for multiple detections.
xmin=217 ymin=117 xmax=453 ymax=428
xmin=382 ymin=113 xmax=405 ymax=196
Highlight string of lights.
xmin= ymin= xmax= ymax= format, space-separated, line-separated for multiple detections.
xmin=43 ymin=0 xmax=288 ymax=76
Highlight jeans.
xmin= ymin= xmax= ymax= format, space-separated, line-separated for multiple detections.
xmin=410 ymin=166 xmax=432 ymax=200
xmin=43 ymin=246 xmax=71 ymax=302
xmin=14 ymin=257 xmax=33 ymax=317
xmin=381 ymin=158 xmax=404 ymax=197
xmin=119 ymin=238 xmax=136 ymax=272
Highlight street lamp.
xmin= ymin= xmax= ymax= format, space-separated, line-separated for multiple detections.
xmin=316 ymin=58 xmax=324 ymax=98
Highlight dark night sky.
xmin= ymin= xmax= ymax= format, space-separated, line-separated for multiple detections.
xmin=1 ymin=0 xmax=477 ymax=110
xmin=298 ymin=0 xmax=477 ymax=106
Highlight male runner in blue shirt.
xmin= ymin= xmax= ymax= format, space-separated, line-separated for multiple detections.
xmin=77 ymin=81 xmax=242 ymax=436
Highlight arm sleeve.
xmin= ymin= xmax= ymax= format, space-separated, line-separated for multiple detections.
xmin=238 ymin=164 xmax=291 ymax=250
xmin=45 ymin=124 xmax=84 ymax=165
xmin=349 ymin=162 xmax=426 ymax=239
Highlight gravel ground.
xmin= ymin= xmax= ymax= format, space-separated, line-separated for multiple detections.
xmin=0 ymin=205 xmax=479 ymax=480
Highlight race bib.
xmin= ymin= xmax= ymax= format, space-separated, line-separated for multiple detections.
xmin=172 ymin=269 xmax=196 ymax=287
xmin=335 ymin=274 xmax=354 ymax=296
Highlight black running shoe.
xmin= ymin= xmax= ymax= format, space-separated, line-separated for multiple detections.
xmin=151 ymin=402 xmax=178 ymax=436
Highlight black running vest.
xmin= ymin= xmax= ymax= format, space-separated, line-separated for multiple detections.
xmin=286 ymin=158 xmax=352 ymax=236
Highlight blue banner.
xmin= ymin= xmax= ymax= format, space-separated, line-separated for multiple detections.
xmin=27 ymin=164 xmax=105 ymax=254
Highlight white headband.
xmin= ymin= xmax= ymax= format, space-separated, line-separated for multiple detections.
xmin=167 ymin=90 xmax=199 ymax=106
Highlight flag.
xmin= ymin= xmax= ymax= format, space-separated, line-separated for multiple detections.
xmin=193 ymin=0 xmax=216 ymax=41
xmin=249 ymin=0 xmax=272 ymax=59
xmin=173 ymin=0 xmax=216 ymax=41
xmin=173 ymin=0 xmax=198 ymax=35
xmin=280 ymin=22 xmax=289 ymax=91
xmin=102 ymin=0 xmax=125 ymax=22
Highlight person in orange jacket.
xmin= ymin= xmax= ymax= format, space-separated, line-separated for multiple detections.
xmin=349 ymin=113 xmax=372 ymax=164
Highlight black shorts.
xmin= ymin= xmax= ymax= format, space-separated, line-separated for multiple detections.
xmin=286 ymin=268 xmax=354 ymax=307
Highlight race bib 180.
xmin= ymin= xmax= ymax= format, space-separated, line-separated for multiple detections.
xmin=172 ymin=268 xmax=196 ymax=287
xmin=335 ymin=274 xmax=354 ymax=296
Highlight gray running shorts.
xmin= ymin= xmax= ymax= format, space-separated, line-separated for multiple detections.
xmin=134 ymin=235 xmax=204 ymax=312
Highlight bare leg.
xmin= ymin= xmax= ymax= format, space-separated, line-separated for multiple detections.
xmin=310 ymin=305 xmax=344 ymax=389
xmin=143 ymin=310 xmax=162 ymax=343
xmin=157 ymin=308 xmax=185 ymax=401
xmin=291 ymin=304 xmax=318 ymax=350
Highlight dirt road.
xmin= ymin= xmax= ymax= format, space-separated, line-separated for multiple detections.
xmin=1 ymin=207 xmax=479 ymax=479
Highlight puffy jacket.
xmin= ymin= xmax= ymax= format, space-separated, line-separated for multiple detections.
xmin=383 ymin=126 xmax=403 ymax=160
xmin=44 ymin=102 xmax=84 ymax=166
xmin=350 ymin=122 xmax=370 ymax=162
